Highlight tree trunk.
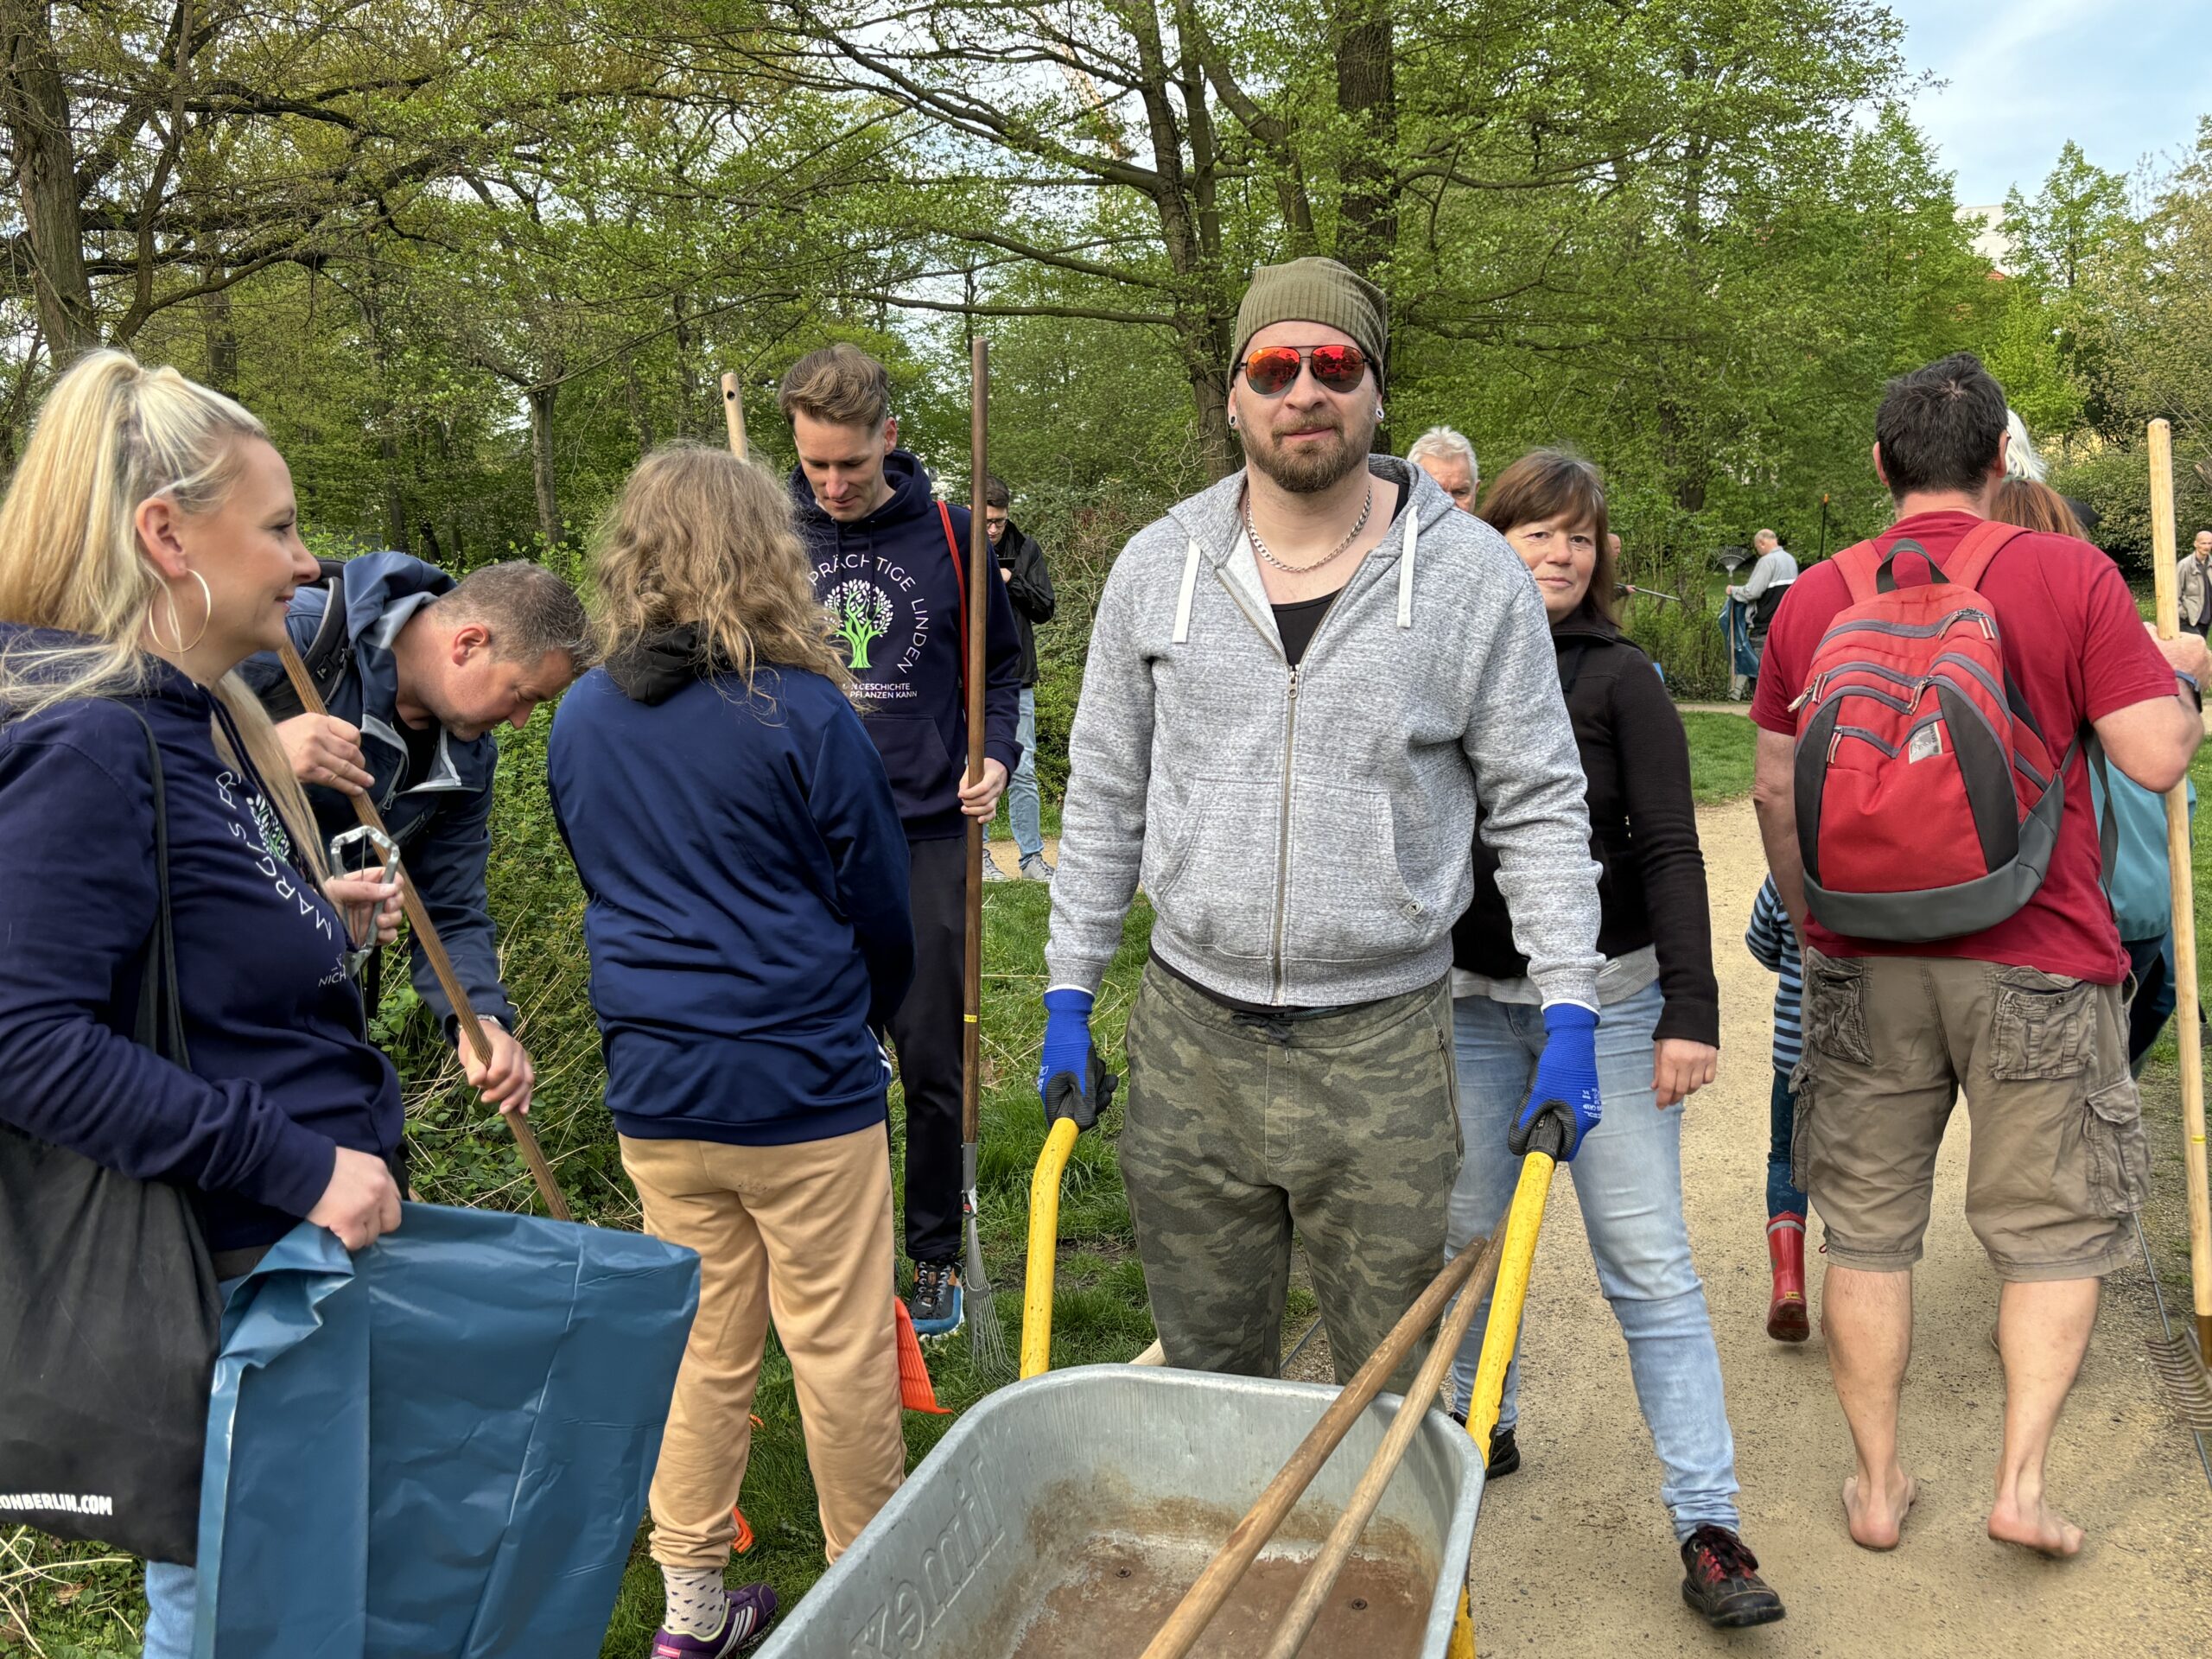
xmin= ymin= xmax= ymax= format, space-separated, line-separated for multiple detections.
xmin=1334 ymin=5 xmax=1396 ymax=278
xmin=380 ymin=434 xmax=407 ymax=550
xmin=528 ymin=384 xmax=563 ymax=547
xmin=1 ymin=0 xmax=99 ymax=358
xmin=671 ymin=293 xmax=700 ymax=436
xmin=201 ymin=246 xmax=238 ymax=394
xmin=622 ymin=349 xmax=656 ymax=454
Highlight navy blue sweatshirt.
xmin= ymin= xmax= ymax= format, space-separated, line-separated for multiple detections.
xmin=238 ymin=552 xmax=513 ymax=1030
xmin=546 ymin=642 xmax=916 ymax=1146
xmin=791 ymin=453 xmax=1024 ymax=839
xmin=0 ymin=633 xmax=403 ymax=1254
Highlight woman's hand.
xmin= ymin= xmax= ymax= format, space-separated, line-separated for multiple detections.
xmin=308 ymin=1146 xmax=403 ymax=1250
xmin=461 ymin=1019 xmax=536 ymax=1117
xmin=1652 ymin=1039 xmax=1718 ymax=1109
xmin=324 ymin=871 xmax=401 ymax=948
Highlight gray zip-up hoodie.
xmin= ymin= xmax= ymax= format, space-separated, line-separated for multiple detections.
xmin=1046 ymin=459 xmax=1604 ymax=1009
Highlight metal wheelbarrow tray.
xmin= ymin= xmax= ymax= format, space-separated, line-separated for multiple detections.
xmin=756 ymin=1364 xmax=1484 ymax=1659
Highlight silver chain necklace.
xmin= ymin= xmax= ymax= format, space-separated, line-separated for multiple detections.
xmin=1244 ymin=482 xmax=1375 ymax=575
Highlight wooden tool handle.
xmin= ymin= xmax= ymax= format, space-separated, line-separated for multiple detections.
xmin=1261 ymin=1229 xmax=1507 ymax=1659
xmin=276 ymin=639 xmax=571 ymax=1222
xmin=2148 ymin=419 xmax=2212 ymax=1357
xmin=963 ymin=338 xmax=988 ymax=1147
xmin=1137 ymin=1240 xmax=1494 ymax=1659
xmin=720 ymin=372 xmax=747 ymax=461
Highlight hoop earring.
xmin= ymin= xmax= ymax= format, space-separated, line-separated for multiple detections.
xmin=155 ymin=570 xmax=213 ymax=653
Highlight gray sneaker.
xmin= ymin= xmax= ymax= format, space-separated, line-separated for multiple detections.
xmin=1020 ymin=853 xmax=1055 ymax=882
xmin=982 ymin=855 xmax=1012 ymax=881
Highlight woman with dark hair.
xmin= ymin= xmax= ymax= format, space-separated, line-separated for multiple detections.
xmin=1446 ymin=450 xmax=1782 ymax=1628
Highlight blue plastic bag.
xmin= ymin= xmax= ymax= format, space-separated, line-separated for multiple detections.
xmin=193 ymin=1204 xmax=699 ymax=1658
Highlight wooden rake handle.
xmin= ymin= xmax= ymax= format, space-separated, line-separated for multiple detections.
xmin=1136 ymin=1238 xmax=1495 ymax=1659
xmin=720 ymin=372 xmax=747 ymax=461
xmin=1261 ymin=1227 xmax=1507 ymax=1659
xmin=963 ymin=338 xmax=988 ymax=1147
xmin=276 ymin=639 xmax=570 ymax=1221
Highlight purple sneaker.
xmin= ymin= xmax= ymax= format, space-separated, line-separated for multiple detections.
xmin=651 ymin=1585 xmax=779 ymax=1657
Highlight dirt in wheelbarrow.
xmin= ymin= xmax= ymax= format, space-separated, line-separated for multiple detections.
xmin=1007 ymin=1535 xmax=1431 ymax=1659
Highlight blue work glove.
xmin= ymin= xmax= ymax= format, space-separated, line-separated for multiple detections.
xmin=1509 ymin=1003 xmax=1602 ymax=1162
xmin=1039 ymin=988 xmax=1117 ymax=1130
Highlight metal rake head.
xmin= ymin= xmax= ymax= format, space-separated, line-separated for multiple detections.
xmin=963 ymin=1214 xmax=1011 ymax=1376
xmin=2146 ymin=1329 xmax=2212 ymax=1433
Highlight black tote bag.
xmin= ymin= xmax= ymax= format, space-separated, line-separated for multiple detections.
xmin=0 ymin=708 xmax=222 ymax=1566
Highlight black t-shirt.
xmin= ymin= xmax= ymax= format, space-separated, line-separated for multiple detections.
xmin=397 ymin=715 xmax=442 ymax=791
xmin=1272 ymin=591 xmax=1341 ymax=669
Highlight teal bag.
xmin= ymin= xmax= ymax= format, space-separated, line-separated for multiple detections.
xmin=192 ymin=1204 xmax=698 ymax=1658
xmin=2089 ymin=758 xmax=2194 ymax=944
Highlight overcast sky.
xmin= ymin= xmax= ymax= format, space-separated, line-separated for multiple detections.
xmin=1900 ymin=0 xmax=2209 ymax=207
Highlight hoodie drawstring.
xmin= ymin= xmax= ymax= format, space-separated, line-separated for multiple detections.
xmin=1173 ymin=537 xmax=1204 ymax=645
xmin=1397 ymin=509 xmax=1417 ymax=629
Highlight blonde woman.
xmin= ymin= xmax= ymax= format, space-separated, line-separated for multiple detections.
xmin=548 ymin=443 xmax=914 ymax=1656
xmin=0 ymin=352 xmax=405 ymax=1656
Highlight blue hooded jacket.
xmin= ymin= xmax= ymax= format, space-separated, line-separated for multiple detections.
xmin=791 ymin=453 xmax=1024 ymax=839
xmin=238 ymin=553 xmax=513 ymax=1029
xmin=547 ymin=640 xmax=915 ymax=1146
xmin=0 ymin=632 xmax=403 ymax=1254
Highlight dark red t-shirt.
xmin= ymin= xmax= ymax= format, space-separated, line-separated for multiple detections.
xmin=1750 ymin=510 xmax=2176 ymax=982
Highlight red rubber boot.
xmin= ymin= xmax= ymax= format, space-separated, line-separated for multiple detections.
xmin=1766 ymin=1213 xmax=1809 ymax=1343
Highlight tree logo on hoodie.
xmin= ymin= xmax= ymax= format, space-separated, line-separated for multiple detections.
xmin=830 ymin=580 xmax=894 ymax=670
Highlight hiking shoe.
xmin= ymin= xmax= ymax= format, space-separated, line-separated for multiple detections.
xmin=982 ymin=855 xmax=1012 ymax=882
xmin=1679 ymin=1526 xmax=1785 ymax=1628
xmin=1020 ymin=852 xmax=1055 ymax=882
xmin=907 ymin=1260 xmax=963 ymax=1338
xmin=651 ymin=1585 xmax=778 ymax=1656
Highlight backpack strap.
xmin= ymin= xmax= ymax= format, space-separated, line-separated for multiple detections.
xmin=258 ymin=558 xmax=351 ymax=722
xmin=1942 ymin=519 xmax=2031 ymax=591
xmin=118 ymin=705 xmax=188 ymax=1065
xmin=938 ymin=502 xmax=969 ymax=701
xmin=1832 ymin=539 xmax=1885 ymax=605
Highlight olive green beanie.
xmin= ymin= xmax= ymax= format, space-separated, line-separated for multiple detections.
xmin=1232 ymin=257 xmax=1389 ymax=388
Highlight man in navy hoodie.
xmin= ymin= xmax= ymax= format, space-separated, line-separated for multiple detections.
xmin=780 ymin=344 xmax=1023 ymax=1335
xmin=240 ymin=556 xmax=588 ymax=1117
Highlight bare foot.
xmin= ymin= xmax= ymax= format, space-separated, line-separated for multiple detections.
xmin=1988 ymin=1492 xmax=2085 ymax=1557
xmin=1843 ymin=1469 xmax=1918 ymax=1550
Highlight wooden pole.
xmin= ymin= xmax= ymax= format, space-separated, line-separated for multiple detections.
xmin=963 ymin=340 xmax=988 ymax=1148
xmin=2148 ymin=418 xmax=2212 ymax=1367
xmin=719 ymin=372 xmax=747 ymax=461
xmin=1260 ymin=1230 xmax=1506 ymax=1659
xmin=276 ymin=641 xmax=570 ymax=1221
xmin=1135 ymin=1242 xmax=1493 ymax=1659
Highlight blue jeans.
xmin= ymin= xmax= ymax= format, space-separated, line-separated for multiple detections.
xmin=1444 ymin=982 xmax=1741 ymax=1538
xmin=983 ymin=687 xmax=1043 ymax=860
xmin=1769 ymin=1066 xmax=1808 ymax=1218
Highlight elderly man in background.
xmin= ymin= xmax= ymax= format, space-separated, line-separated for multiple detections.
xmin=1409 ymin=425 xmax=1479 ymax=512
xmin=2179 ymin=529 xmax=2210 ymax=638
xmin=1726 ymin=528 xmax=1796 ymax=693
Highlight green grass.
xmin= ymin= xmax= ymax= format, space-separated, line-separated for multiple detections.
xmin=1682 ymin=709 xmax=1757 ymax=803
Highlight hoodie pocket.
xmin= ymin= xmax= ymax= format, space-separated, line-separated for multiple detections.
xmin=1142 ymin=772 xmax=1278 ymax=963
xmin=1283 ymin=779 xmax=1433 ymax=965
xmin=866 ymin=713 xmax=963 ymax=820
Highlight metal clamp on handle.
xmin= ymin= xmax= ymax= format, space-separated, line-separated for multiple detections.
xmin=327 ymin=823 xmax=401 ymax=977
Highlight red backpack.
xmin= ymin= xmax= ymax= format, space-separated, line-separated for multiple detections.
xmin=1789 ymin=520 xmax=2074 ymax=942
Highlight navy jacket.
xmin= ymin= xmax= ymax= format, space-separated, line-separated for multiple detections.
xmin=546 ymin=639 xmax=916 ymax=1147
xmin=238 ymin=552 xmax=513 ymax=1029
xmin=0 ymin=634 xmax=403 ymax=1254
xmin=791 ymin=453 xmax=1024 ymax=839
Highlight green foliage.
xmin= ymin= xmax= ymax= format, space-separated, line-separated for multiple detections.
xmin=1682 ymin=713 xmax=1758 ymax=804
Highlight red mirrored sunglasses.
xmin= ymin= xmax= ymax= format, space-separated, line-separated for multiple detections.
xmin=1239 ymin=343 xmax=1370 ymax=397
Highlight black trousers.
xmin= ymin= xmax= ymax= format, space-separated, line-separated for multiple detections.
xmin=888 ymin=835 xmax=966 ymax=1264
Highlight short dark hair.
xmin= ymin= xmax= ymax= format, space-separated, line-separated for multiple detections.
xmin=436 ymin=561 xmax=592 ymax=667
xmin=1477 ymin=449 xmax=1615 ymax=624
xmin=1874 ymin=353 xmax=2008 ymax=499
xmin=983 ymin=475 xmax=1010 ymax=511
xmin=778 ymin=344 xmax=892 ymax=430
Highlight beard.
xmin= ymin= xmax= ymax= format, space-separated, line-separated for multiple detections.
xmin=1241 ymin=409 xmax=1376 ymax=494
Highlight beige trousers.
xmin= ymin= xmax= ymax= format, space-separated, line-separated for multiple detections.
xmin=621 ymin=1124 xmax=906 ymax=1567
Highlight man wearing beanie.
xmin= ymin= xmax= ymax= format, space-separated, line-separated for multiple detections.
xmin=1038 ymin=257 xmax=1605 ymax=1401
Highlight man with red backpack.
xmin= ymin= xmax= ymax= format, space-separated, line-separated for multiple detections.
xmin=1750 ymin=353 xmax=2206 ymax=1560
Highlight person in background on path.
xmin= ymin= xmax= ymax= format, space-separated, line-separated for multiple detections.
xmin=0 ymin=352 xmax=406 ymax=1659
xmin=1744 ymin=876 xmax=1809 ymax=1342
xmin=240 ymin=558 xmax=586 ymax=1121
xmin=1751 ymin=352 xmax=2208 ymax=1559
xmin=781 ymin=344 xmax=1022 ymax=1338
xmin=2180 ymin=528 xmax=2212 ymax=639
xmin=548 ymin=445 xmax=917 ymax=1657
xmin=1994 ymin=475 xmax=2195 ymax=1073
xmin=1446 ymin=450 xmax=1782 ymax=1630
xmin=980 ymin=474 xmax=1057 ymax=882
xmin=1408 ymin=424 xmax=1478 ymax=512
xmin=1726 ymin=528 xmax=1796 ymax=695
xmin=1039 ymin=256 xmax=1605 ymax=1406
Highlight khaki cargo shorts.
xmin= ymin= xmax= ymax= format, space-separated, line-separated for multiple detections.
xmin=1794 ymin=950 xmax=2148 ymax=1281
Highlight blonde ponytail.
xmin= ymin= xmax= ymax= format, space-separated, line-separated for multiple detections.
xmin=0 ymin=350 xmax=327 ymax=876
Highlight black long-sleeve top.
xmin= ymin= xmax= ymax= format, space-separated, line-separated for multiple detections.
xmin=1452 ymin=613 xmax=1719 ymax=1046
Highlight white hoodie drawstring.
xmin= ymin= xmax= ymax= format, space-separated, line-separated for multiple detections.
xmin=1397 ymin=509 xmax=1417 ymax=628
xmin=1173 ymin=537 xmax=1204 ymax=645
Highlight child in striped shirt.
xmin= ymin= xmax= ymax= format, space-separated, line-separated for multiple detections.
xmin=1745 ymin=878 xmax=1809 ymax=1342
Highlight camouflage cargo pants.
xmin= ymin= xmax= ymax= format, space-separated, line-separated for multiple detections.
xmin=1120 ymin=963 xmax=1462 ymax=1392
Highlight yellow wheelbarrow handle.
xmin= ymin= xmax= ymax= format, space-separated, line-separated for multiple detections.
xmin=1021 ymin=1116 xmax=1081 ymax=1377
